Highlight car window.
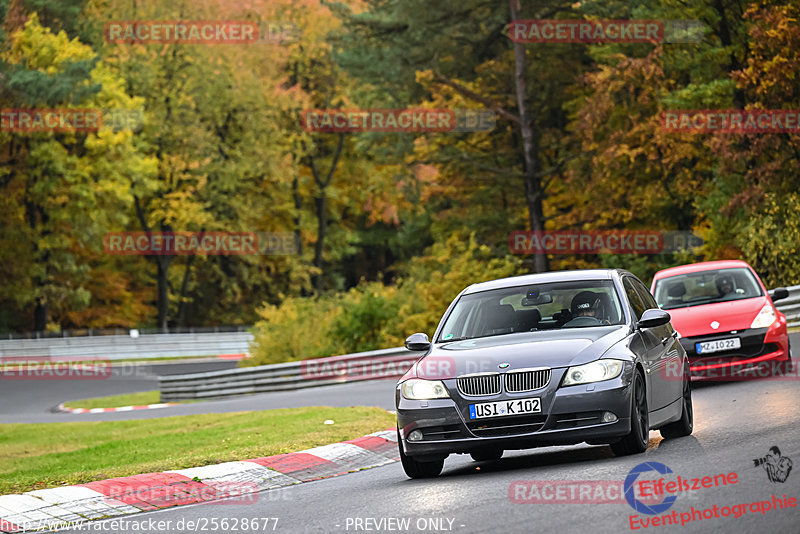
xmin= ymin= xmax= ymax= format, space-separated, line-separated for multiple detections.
xmin=633 ymin=278 xmax=658 ymax=310
xmin=623 ymin=277 xmax=647 ymax=321
xmin=653 ymin=267 xmax=764 ymax=309
xmin=438 ymin=279 xmax=625 ymax=342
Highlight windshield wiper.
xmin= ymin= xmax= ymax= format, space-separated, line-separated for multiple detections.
xmin=441 ymin=337 xmax=467 ymax=342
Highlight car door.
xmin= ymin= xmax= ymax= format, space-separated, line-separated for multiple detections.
xmin=622 ymin=276 xmax=659 ymax=411
xmin=632 ymin=277 xmax=681 ymax=410
xmin=634 ymin=280 xmax=683 ymax=404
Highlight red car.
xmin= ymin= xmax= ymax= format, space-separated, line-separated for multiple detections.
xmin=651 ymin=260 xmax=791 ymax=379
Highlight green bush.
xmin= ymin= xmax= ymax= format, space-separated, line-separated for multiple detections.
xmin=246 ymin=234 xmax=524 ymax=366
xmin=736 ymin=193 xmax=800 ymax=288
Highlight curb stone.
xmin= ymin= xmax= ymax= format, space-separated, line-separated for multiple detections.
xmin=55 ymin=403 xmax=179 ymax=414
xmin=0 ymin=429 xmax=398 ymax=533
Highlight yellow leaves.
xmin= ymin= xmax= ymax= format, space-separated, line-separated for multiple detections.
xmin=736 ymin=193 xmax=800 ymax=286
xmin=4 ymin=13 xmax=95 ymax=71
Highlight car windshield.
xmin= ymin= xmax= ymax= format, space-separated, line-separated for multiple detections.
xmin=437 ymin=280 xmax=625 ymax=342
xmin=653 ymin=267 xmax=763 ymax=309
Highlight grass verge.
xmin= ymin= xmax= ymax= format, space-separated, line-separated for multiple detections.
xmin=0 ymin=406 xmax=395 ymax=495
xmin=62 ymin=391 xmax=163 ymax=410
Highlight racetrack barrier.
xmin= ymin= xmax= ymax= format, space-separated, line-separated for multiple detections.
xmin=159 ymin=347 xmax=417 ymax=402
xmin=0 ymin=331 xmax=252 ymax=361
xmin=774 ymin=285 xmax=800 ymax=328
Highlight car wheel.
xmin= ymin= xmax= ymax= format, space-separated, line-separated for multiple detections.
xmin=398 ymin=430 xmax=444 ymax=478
xmin=470 ymin=448 xmax=503 ymax=462
xmin=660 ymin=364 xmax=693 ymax=439
xmin=610 ymin=370 xmax=649 ymax=456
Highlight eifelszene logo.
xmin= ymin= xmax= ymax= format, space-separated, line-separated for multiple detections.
xmin=625 ymin=462 xmax=678 ymax=515
xmin=624 ymin=461 xmax=739 ymax=518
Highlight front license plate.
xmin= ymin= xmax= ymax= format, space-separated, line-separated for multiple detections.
xmin=696 ymin=337 xmax=741 ymax=354
xmin=469 ymin=398 xmax=541 ymax=419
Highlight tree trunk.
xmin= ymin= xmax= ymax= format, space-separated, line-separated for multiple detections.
xmin=176 ymin=255 xmax=195 ymax=326
xmin=34 ymin=297 xmax=47 ymax=332
xmin=510 ymin=0 xmax=548 ymax=273
xmin=312 ymin=193 xmax=327 ymax=291
xmin=306 ymin=133 xmax=345 ymax=292
xmin=134 ymin=195 xmax=173 ymax=331
xmin=292 ymin=176 xmax=303 ymax=256
xmin=712 ymin=0 xmax=746 ymax=109
xmin=156 ymin=258 xmax=169 ymax=331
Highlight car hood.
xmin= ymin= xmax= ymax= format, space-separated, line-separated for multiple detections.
xmin=665 ymin=296 xmax=768 ymax=337
xmin=415 ymin=326 xmax=629 ymax=379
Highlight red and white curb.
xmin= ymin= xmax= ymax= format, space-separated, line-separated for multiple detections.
xmin=0 ymin=429 xmax=398 ymax=533
xmin=55 ymin=403 xmax=178 ymax=414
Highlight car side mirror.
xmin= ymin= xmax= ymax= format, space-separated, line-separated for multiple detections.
xmin=405 ymin=332 xmax=431 ymax=351
xmin=769 ymin=287 xmax=790 ymax=302
xmin=637 ymin=309 xmax=671 ymax=329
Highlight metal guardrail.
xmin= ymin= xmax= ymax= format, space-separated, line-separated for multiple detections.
xmin=775 ymin=284 xmax=800 ymax=328
xmin=159 ymin=347 xmax=418 ymax=402
xmin=0 ymin=331 xmax=253 ymax=360
xmin=1 ymin=325 xmax=251 ymax=340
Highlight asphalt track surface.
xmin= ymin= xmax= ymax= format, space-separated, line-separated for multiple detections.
xmin=0 ymin=361 xmax=396 ymax=423
xmin=0 ymin=334 xmax=800 ymax=534
xmin=49 ymin=373 xmax=800 ymax=534
xmin=10 ymin=333 xmax=795 ymax=534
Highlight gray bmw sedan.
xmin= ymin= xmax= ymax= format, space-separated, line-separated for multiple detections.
xmin=396 ymin=269 xmax=693 ymax=478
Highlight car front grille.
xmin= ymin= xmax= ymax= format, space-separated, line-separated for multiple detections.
xmin=553 ymin=411 xmax=603 ymax=429
xmin=504 ymin=368 xmax=550 ymax=393
xmin=419 ymin=425 xmax=464 ymax=440
xmin=457 ymin=373 xmax=501 ymax=396
xmin=680 ymin=329 xmax=767 ymax=359
xmin=467 ymin=415 xmax=548 ymax=437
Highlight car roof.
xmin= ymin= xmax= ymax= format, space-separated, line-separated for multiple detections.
xmin=462 ymin=269 xmax=618 ymax=295
xmin=653 ymin=260 xmax=751 ymax=281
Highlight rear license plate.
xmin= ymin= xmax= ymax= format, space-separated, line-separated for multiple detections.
xmin=696 ymin=337 xmax=741 ymax=354
xmin=469 ymin=398 xmax=541 ymax=419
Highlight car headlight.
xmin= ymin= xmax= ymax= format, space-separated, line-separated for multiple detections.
xmin=751 ymin=304 xmax=777 ymax=328
xmin=562 ymin=359 xmax=624 ymax=386
xmin=401 ymin=379 xmax=450 ymax=400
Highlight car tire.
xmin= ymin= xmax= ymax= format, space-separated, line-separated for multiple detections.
xmin=660 ymin=363 xmax=693 ymax=439
xmin=610 ymin=370 xmax=649 ymax=456
xmin=398 ymin=430 xmax=444 ymax=478
xmin=470 ymin=448 xmax=503 ymax=462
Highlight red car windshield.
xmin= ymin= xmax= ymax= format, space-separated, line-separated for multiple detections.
xmin=653 ymin=268 xmax=763 ymax=310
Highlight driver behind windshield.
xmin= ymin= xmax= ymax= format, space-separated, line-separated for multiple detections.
xmin=716 ymin=275 xmax=734 ymax=297
xmin=563 ymin=291 xmax=604 ymax=327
